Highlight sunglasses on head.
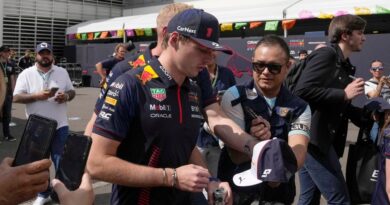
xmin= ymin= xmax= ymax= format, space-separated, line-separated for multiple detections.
xmin=371 ymin=66 xmax=384 ymax=72
xmin=252 ymin=61 xmax=283 ymax=75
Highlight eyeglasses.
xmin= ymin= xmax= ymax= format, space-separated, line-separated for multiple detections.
xmin=252 ymin=61 xmax=283 ymax=75
xmin=371 ymin=67 xmax=384 ymax=72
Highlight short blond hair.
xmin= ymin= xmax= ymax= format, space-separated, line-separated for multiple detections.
xmin=161 ymin=33 xmax=190 ymax=49
xmin=114 ymin=43 xmax=127 ymax=53
xmin=156 ymin=3 xmax=193 ymax=29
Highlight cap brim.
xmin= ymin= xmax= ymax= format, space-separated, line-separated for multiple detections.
xmin=190 ymin=37 xmax=233 ymax=55
xmin=37 ymin=48 xmax=52 ymax=53
xmin=233 ymin=169 xmax=263 ymax=187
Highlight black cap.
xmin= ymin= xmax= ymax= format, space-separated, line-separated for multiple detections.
xmin=365 ymin=97 xmax=390 ymax=112
xmin=0 ymin=46 xmax=10 ymax=53
xmin=167 ymin=9 xmax=232 ymax=55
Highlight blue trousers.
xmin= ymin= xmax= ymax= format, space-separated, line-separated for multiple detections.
xmin=298 ymin=146 xmax=350 ymax=205
xmin=39 ymin=126 xmax=69 ymax=198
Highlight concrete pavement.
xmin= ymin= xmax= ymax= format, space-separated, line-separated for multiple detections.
xmin=0 ymin=87 xmax=361 ymax=205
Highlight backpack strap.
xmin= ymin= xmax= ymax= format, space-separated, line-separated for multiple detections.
xmin=230 ymin=85 xmax=247 ymax=106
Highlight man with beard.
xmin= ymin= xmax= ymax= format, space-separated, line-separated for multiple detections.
xmin=13 ymin=42 xmax=76 ymax=205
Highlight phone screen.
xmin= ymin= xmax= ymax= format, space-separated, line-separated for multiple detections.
xmin=56 ymin=133 xmax=92 ymax=190
xmin=50 ymin=87 xmax=59 ymax=93
xmin=13 ymin=114 xmax=57 ymax=167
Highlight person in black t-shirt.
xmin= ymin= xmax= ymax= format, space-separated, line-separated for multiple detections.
xmin=95 ymin=43 xmax=127 ymax=88
xmin=18 ymin=49 xmax=34 ymax=70
xmin=0 ymin=45 xmax=16 ymax=141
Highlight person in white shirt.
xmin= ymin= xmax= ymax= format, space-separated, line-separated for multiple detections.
xmin=13 ymin=42 xmax=75 ymax=205
xmin=365 ymin=60 xmax=390 ymax=102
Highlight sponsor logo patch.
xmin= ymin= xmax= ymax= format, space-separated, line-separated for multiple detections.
xmin=191 ymin=114 xmax=203 ymax=119
xmin=177 ymin=26 xmax=196 ymax=34
xmin=191 ymin=105 xmax=200 ymax=113
xmin=128 ymin=55 xmax=146 ymax=68
xmin=111 ymin=82 xmax=124 ymax=90
xmin=291 ymin=123 xmax=310 ymax=132
xmin=188 ymin=92 xmax=199 ymax=103
xmin=276 ymin=107 xmax=291 ymax=117
xmin=159 ymin=66 xmax=172 ymax=80
xmin=99 ymin=111 xmax=112 ymax=120
xmin=245 ymin=89 xmax=258 ymax=100
xmin=150 ymin=113 xmax=172 ymax=118
xmin=149 ymin=104 xmax=171 ymax=111
xmin=150 ymin=88 xmax=166 ymax=102
xmin=261 ymin=169 xmax=272 ymax=178
xmin=138 ymin=65 xmax=159 ymax=85
xmin=105 ymin=96 xmax=117 ymax=106
xmin=107 ymin=90 xmax=119 ymax=98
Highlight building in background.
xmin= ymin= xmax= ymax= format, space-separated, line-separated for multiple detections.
xmin=0 ymin=0 xmax=125 ymax=58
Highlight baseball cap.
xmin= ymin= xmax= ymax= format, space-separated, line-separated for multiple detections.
xmin=167 ymin=8 xmax=232 ymax=55
xmin=365 ymin=97 xmax=390 ymax=112
xmin=36 ymin=42 xmax=52 ymax=53
xmin=0 ymin=45 xmax=11 ymax=53
xmin=233 ymin=138 xmax=297 ymax=187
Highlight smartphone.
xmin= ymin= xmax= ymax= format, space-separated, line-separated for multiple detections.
xmin=55 ymin=133 xmax=92 ymax=190
xmin=12 ymin=114 xmax=57 ymax=167
xmin=50 ymin=87 xmax=59 ymax=94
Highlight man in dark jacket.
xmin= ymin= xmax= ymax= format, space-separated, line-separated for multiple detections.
xmin=17 ymin=49 xmax=34 ymax=70
xmin=294 ymin=14 xmax=367 ymax=204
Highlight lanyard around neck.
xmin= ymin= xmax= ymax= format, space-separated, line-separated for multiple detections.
xmin=211 ymin=65 xmax=219 ymax=88
xmin=0 ymin=62 xmax=7 ymax=77
xmin=37 ymin=68 xmax=53 ymax=88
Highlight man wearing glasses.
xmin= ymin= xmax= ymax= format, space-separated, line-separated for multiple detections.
xmin=365 ymin=60 xmax=390 ymax=102
xmin=219 ymin=35 xmax=311 ymax=204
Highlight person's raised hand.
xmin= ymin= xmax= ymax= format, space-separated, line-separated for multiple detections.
xmin=344 ymin=78 xmax=364 ymax=100
xmin=52 ymin=172 xmax=94 ymax=205
xmin=0 ymin=158 xmax=51 ymax=205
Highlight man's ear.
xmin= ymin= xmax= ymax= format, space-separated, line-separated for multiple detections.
xmin=169 ymin=32 xmax=180 ymax=49
xmin=162 ymin=26 xmax=168 ymax=36
xmin=286 ymin=60 xmax=292 ymax=71
xmin=286 ymin=60 xmax=292 ymax=72
xmin=340 ymin=32 xmax=349 ymax=42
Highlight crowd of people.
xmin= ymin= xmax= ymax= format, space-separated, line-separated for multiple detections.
xmin=1 ymin=2 xmax=390 ymax=205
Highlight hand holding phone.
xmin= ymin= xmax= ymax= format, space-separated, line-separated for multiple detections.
xmin=50 ymin=87 xmax=59 ymax=94
xmin=12 ymin=114 xmax=57 ymax=167
xmin=55 ymin=133 xmax=92 ymax=191
xmin=54 ymin=92 xmax=69 ymax=104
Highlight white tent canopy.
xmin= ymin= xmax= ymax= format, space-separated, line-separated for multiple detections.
xmin=66 ymin=0 xmax=390 ymax=35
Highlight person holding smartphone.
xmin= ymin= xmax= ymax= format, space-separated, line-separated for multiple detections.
xmin=13 ymin=42 xmax=76 ymax=205
xmin=0 ymin=157 xmax=94 ymax=205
